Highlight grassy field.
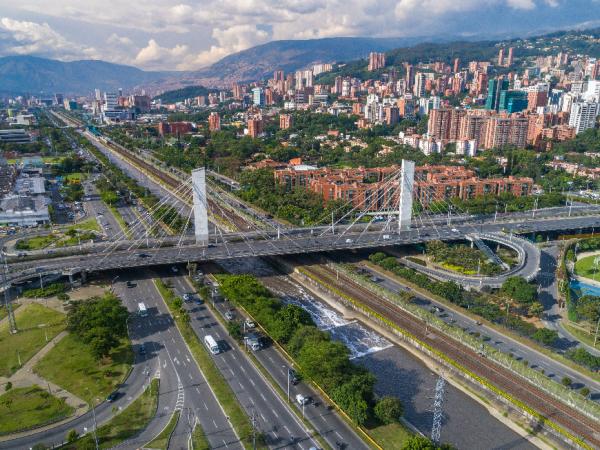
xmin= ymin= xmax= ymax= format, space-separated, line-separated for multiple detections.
xmin=0 ymin=303 xmax=66 ymax=377
xmin=563 ymin=322 xmax=600 ymax=350
xmin=145 ymin=409 xmax=180 ymax=449
xmin=575 ymin=254 xmax=600 ymax=281
xmin=16 ymin=234 xmax=59 ymax=250
xmin=0 ymin=303 xmax=19 ymax=321
xmin=366 ymin=422 xmax=411 ymax=449
xmin=34 ymin=334 xmax=133 ymax=401
xmin=69 ymin=218 xmax=100 ymax=233
xmin=61 ymin=378 xmax=159 ymax=449
xmin=0 ymin=386 xmax=74 ymax=435
xmin=190 ymin=422 xmax=210 ymax=450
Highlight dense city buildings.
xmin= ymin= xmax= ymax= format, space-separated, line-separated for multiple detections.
xmin=274 ymin=163 xmax=532 ymax=210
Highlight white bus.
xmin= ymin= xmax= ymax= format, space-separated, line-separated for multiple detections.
xmin=138 ymin=302 xmax=148 ymax=317
xmin=204 ymin=335 xmax=220 ymax=355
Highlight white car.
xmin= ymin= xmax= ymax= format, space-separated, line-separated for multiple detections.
xmin=451 ymin=228 xmax=459 ymax=233
xmin=296 ymin=394 xmax=310 ymax=405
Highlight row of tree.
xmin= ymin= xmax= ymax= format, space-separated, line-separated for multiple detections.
xmin=216 ymin=273 xmax=403 ymax=426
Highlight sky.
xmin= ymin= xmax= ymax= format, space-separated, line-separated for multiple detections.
xmin=0 ymin=0 xmax=599 ymax=71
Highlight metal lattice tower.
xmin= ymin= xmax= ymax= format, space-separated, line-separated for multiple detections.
xmin=431 ymin=374 xmax=445 ymax=445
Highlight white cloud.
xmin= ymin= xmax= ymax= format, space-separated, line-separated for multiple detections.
xmin=134 ymin=39 xmax=190 ymax=70
xmin=0 ymin=17 xmax=97 ymax=59
xmin=2 ymin=0 xmax=599 ymax=70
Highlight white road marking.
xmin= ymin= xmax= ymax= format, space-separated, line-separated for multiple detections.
xmin=239 ymin=381 xmax=244 ymax=389
xmin=260 ymin=393 xmax=266 ymax=402
xmin=260 ymin=413 xmax=266 ymax=422
xmin=249 ymin=378 xmax=255 ymax=387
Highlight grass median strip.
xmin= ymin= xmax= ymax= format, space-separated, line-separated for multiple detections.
xmin=107 ymin=204 xmax=132 ymax=239
xmin=154 ymin=279 xmax=260 ymax=450
xmin=190 ymin=422 xmax=210 ymax=450
xmin=145 ymin=409 xmax=180 ymax=450
xmin=60 ymin=378 xmax=159 ymax=449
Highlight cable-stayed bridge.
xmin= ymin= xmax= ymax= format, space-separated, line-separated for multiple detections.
xmin=4 ymin=156 xmax=600 ymax=287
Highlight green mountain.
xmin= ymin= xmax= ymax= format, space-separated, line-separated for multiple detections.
xmin=0 ymin=55 xmax=171 ymax=95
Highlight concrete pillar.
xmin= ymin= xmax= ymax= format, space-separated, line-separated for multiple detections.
xmin=81 ymin=271 xmax=87 ymax=284
xmin=398 ymin=159 xmax=415 ymax=232
xmin=191 ymin=168 xmax=209 ymax=245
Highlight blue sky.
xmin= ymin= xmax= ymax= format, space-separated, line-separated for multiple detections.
xmin=0 ymin=0 xmax=598 ymax=70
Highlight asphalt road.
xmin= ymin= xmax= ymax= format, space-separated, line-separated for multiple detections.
xmin=163 ymin=271 xmax=325 ymax=450
xmin=361 ymin=264 xmax=600 ymax=401
xmin=115 ymin=272 xmax=242 ymax=450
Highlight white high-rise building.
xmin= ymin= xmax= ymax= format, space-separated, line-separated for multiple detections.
xmin=413 ymin=73 xmax=427 ymax=97
xmin=103 ymin=92 xmax=118 ymax=111
xmin=569 ymin=101 xmax=600 ymax=134
xmin=584 ymin=80 xmax=600 ymax=102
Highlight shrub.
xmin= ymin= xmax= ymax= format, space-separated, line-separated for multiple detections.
xmin=374 ymin=396 xmax=404 ymax=425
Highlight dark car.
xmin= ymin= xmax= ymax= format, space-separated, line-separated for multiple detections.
xmin=106 ymin=391 xmax=120 ymax=402
xmin=289 ymin=368 xmax=300 ymax=385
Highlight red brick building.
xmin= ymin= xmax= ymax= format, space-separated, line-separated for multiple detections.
xmin=157 ymin=121 xmax=194 ymax=136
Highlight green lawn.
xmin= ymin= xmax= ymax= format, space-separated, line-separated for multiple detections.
xmin=0 ymin=303 xmax=66 ymax=377
xmin=145 ymin=409 xmax=180 ymax=449
xmin=190 ymin=422 xmax=210 ymax=450
xmin=563 ymin=322 xmax=600 ymax=350
xmin=34 ymin=333 xmax=133 ymax=401
xmin=15 ymin=234 xmax=59 ymax=250
xmin=0 ymin=303 xmax=19 ymax=321
xmin=60 ymin=378 xmax=159 ymax=449
xmin=0 ymin=385 xmax=74 ymax=435
xmin=575 ymin=254 xmax=600 ymax=281
xmin=365 ymin=421 xmax=412 ymax=449
xmin=68 ymin=218 xmax=100 ymax=233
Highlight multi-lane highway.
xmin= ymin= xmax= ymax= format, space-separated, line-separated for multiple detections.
xmin=163 ymin=271 xmax=363 ymax=449
xmin=114 ymin=272 xmax=242 ymax=450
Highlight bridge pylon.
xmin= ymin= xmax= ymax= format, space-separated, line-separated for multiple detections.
xmin=192 ymin=168 xmax=209 ymax=244
xmin=398 ymin=159 xmax=415 ymax=232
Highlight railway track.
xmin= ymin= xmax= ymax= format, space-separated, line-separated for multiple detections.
xmin=299 ymin=261 xmax=600 ymax=449
xmin=93 ymin=137 xmax=252 ymax=231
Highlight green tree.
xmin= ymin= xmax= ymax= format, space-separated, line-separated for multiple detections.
xmin=531 ymin=328 xmax=558 ymax=346
xmin=561 ymin=376 xmax=572 ymax=387
xmin=270 ymin=304 xmax=314 ymax=343
xmin=528 ymin=302 xmax=544 ymax=318
xmin=501 ymin=277 xmax=537 ymax=305
xmin=374 ymin=396 xmax=404 ymax=424
xmin=575 ymin=296 xmax=600 ymax=322
xmin=100 ymin=190 xmax=119 ymax=205
xmin=401 ymin=435 xmax=437 ymax=450
xmin=66 ymin=429 xmax=79 ymax=443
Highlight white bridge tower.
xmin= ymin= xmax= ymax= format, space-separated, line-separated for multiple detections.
xmin=398 ymin=159 xmax=415 ymax=231
xmin=191 ymin=168 xmax=209 ymax=244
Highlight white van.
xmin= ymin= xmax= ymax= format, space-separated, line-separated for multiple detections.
xmin=204 ymin=335 xmax=220 ymax=355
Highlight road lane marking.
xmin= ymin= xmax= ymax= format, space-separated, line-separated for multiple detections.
xmin=204 ymin=401 xmax=208 ymax=410
xmin=249 ymin=378 xmax=255 ymax=387
xmin=260 ymin=393 xmax=266 ymax=401
xmin=260 ymin=413 xmax=266 ymax=422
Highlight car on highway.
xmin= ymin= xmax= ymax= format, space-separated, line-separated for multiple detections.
xmin=289 ymin=368 xmax=300 ymax=385
xmin=126 ymin=281 xmax=136 ymax=288
xmin=183 ymin=293 xmax=192 ymax=302
xmin=139 ymin=343 xmax=146 ymax=354
xmin=136 ymin=253 xmax=151 ymax=258
xmin=171 ymin=266 xmax=179 ymax=273
xmin=244 ymin=318 xmax=256 ymax=329
xmin=451 ymin=228 xmax=459 ymax=233
xmin=296 ymin=394 xmax=310 ymax=405
xmin=106 ymin=391 xmax=120 ymax=402
xmin=224 ymin=310 xmax=235 ymax=321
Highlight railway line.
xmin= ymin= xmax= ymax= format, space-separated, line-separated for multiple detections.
xmin=297 ymin=261 xmax=600 ymax=449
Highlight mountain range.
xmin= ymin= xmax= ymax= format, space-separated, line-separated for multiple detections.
xmin=1 ymin=27 xmax=599 ymax=96
xmin=0 ymin=36 xmax=445 ymax=96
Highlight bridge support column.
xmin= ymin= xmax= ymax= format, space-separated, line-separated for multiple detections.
xmin=192 ymin=168 xmax=209 ymax=245
xmin=81 ymin=271 xmax=87 ymax=284
xmin=398 ymin=159 xmax=415 ymax=232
